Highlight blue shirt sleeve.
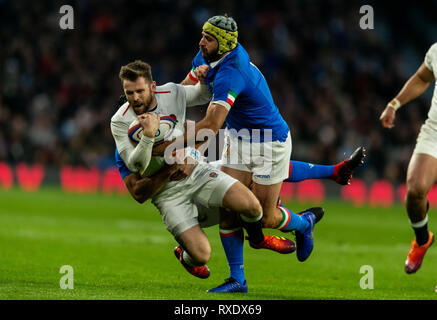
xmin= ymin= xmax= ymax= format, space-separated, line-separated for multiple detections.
xmin=192 ymin=50 xmax=206 ymax=69
xmin=212 ymin=67 xmax=246 ymax=105
xmin=115 ymin=148 xmax=132 ymax=179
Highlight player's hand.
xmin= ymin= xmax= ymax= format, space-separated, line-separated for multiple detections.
xmin=379 ymin=106 xmax=396 ymax=129
xmin=169 ymin=164 xmax=195 ymax=181
xmin=168 ymin=149 xmax=196 ymax=180
xmin=138 ymin=113 xmax=160 ymax=138
xmin=193 ymin=65 xmax=209 ymax=84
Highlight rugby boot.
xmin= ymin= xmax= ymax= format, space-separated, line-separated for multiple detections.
xmin=246 ymin=234 xmax=296 ymax=254
xmin=331 ymin=147 xmax=366 ymax=185
xmin=174 ymin=246 xmax=210 ymax=279
xmin=295 ymin=207 xmax=325 ymax=262
xmin=405 ymin=231 xmax=434 ymax=274
xmin=207 ymin=277 xmax=248 ymax=293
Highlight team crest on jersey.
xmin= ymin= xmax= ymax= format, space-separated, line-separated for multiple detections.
xmin=209 ymin=172 xmax=218 ymax=178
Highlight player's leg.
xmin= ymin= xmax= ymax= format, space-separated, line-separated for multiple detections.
xmin=194 ymin=164 xmax=294 ymax=293
xmin=193 ymin=164 xmax=250 ymax=292
xmin=207 ymin=208 xmax=248 ymax=293
xmin=153 ymin=194 xmax=211 ymax=278
xmin=196 ymin=202 xmax=247 ymax=288
xmin=251 ymin=181 xmax=324 ymax=262
xmin=404 ymin=153 xmax=437 ymax=273
xmin=251 ymin=132 xmax=324 ymax=261
xmin=285 ymin=147 xmax=366 ymax=185
xmin=221 ymin=179 xmax=295 ymax=253
xmin=251 ymin=181 xmax=307 ymax=229
xmin=206 ymin=181 xmax=295 ymax=294
xmin=221 ymin=165 xmax=252 ymax=187
xmin=176 ymin=224 xmax=211 ymax=266
xmin=173 ymin=218 xmax=212 ymax=279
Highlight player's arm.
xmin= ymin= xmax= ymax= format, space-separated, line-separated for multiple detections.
xmin=111 ymin=113 xmax=159 ymax=173
xmin=380 ymin=63 xmax=435 ymax=128
xmin=151 ymin=102 xmax=228 ymax=157
xmin=180 ymin=65 xmax=209 ymax=85
xmin=122 ymin=164 xmax=178 ymax=204
xmin=181 ymin=68 xmax=199 ymax=85
xmin=195 ymin=102 xmax=228 ymax=134
xmin=153 ymin=67 xmax=239 ymax=157
xmin=183 ymin=82 xmax=212 ymax=107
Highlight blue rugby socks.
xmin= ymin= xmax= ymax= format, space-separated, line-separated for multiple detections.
xmin=276 ymin=206 xmax=310 ymax=233
xmin=219 ymin=227 xmax=245 ymax=284
xmin=286 ymin=160 xmax=334 ymax=182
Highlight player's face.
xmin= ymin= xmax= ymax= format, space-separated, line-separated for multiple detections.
xmin=199 ymin=31 xmax=219 ymax=62
xmin=123 ymin=77 xmax=157 ymax=115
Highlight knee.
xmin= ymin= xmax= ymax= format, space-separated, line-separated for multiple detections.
xmin=189 ymin=242 xmax=211 ymax=266
xmin=406 ymin=177 xmax=429 ymax=200
xmin=243 ymin=195 xmax=262 ymax=218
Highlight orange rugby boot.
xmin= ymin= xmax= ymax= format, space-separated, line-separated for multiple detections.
xmin=246 ymin=234 xmax=296 ymax=254
xmin=405 ymin=231 xmax=434 ymax=274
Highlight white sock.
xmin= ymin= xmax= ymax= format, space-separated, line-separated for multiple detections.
xmin=240 ymin=211 xmax=263 ymax=223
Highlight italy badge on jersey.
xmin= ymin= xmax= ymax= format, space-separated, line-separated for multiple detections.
xmin=226 ymin=90 xmax=237 ymax=107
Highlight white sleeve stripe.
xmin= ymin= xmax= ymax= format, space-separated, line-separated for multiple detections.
xmin=212 ymin=100 xmax=231 ymax=111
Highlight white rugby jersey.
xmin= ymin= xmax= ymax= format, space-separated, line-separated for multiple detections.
xmin=424 ymin=43 xmax=437 ymax=126
xmin=111 ymin=82 xmax=211 ymax=175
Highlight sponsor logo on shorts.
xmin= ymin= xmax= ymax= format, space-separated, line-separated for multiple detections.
xmin=254 ymin=174 xmax=271 ymax=179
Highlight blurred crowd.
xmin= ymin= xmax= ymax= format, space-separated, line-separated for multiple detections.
xmin=1 ymin=0 xmax=436 ymax=185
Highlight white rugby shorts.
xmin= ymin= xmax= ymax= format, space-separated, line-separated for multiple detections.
xmin=413 ymin=119 xmax=437 ymax=159
xmin=151 ymin=162 xmax=237 ymax=238
xmin=220 ymin=129 xmax=292 ymax=185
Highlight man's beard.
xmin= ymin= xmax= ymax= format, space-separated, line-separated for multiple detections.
xmin=133 ymin=88 xmax=154 ymax=115
xmin=143 ymin=92 xmax=154 ymax=111
xmin=202 ymin=48 xmax=220 ymax=64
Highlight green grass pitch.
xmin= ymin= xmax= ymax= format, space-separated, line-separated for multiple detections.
xmin=0 ymin=187 xmax=436 ymax=300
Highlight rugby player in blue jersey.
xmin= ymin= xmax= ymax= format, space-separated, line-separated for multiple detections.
xmin=151 ymin=14 xmax=366 ymax=293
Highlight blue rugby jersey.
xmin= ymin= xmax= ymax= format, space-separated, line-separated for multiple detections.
xmin=192 ymin=43 xmax=289 ymax=142
xmin=115 ymin=148 xmax=132 ymax=179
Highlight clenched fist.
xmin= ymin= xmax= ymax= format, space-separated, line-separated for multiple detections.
xmin=138 ymin=113 xmax=160 ymax=138
xmin=379 ymin=106 xmax=396 ymax=129
xmin=193 ymin=65 xmax=209 ymax=84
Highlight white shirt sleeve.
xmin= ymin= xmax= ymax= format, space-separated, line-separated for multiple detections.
xmin=110 ymin=119 xmax=154 ymax=173
xmin=183 ymin=83 xmax=212 ymax=107
xmin=424 ymin=43 xmax=437 ymax=72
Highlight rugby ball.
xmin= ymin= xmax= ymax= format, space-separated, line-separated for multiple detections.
xmin=128 ymin=114 xmax=177 ymax=145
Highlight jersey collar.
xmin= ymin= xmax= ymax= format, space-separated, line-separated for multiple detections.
xmin=210 ymin=51 xmax=230 ymax=69
xmin=148 ymin=103 xmax=158 ymax=112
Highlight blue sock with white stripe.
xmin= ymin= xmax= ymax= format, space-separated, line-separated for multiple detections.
xmin=219 ymin=227 xmax=245 ymax=284
xmin=276 ymin=206 xmax=310 ymax=233
xmin=286 ymin=160 xmax=334 ymax=182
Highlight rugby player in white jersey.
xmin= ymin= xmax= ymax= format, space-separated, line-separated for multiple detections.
xmin=380 ymin=42 xmax=437 ymax=274
xmin=111 ymin=60 xmax=295 ymax=287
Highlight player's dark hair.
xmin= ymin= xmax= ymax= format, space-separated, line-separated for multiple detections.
xmin=119 ymin=60 xmax=153 ymax=83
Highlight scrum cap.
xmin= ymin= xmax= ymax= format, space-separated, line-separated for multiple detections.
xmin=202 ymin=15 xmax=238 ymax=55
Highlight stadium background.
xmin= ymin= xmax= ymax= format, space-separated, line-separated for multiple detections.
xmin=1 ymin=0 xmax=436 ymax=186
xmin=1 ymin=0 xmax=437 ymax=301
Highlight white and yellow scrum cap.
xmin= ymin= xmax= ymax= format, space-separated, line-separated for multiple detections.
xmin=203 ymin=15 xmax=238 ymax=55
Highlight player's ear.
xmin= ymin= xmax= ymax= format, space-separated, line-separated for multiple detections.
xmin=151 ymin=81 xmax=157 ymax=91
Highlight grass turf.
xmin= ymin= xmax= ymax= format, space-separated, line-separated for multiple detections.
xmin=0 ymin=187 xmax=436 ymax=300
